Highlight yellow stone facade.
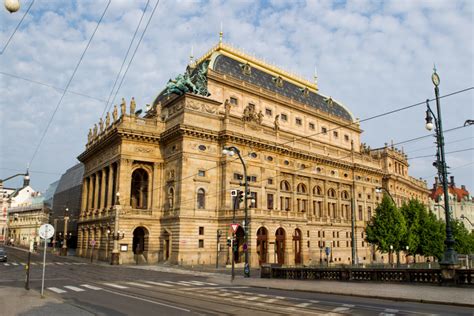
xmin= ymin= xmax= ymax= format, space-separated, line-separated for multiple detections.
xmin=77 ymin=43 xmax=429 ymax=266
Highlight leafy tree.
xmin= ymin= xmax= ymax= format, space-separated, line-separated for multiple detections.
xmin=451 ymin=220 xmax=474 ymax=254
xmin=399 ymin=199 xmax=423 ymax=256
xmin=365 ymin=194 xmax=407 ymax=255
xmin=417 ymin=209 xmax=445 ymax=260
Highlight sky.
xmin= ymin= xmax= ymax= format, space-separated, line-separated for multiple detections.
xmin=0 ymin=0 xmax=473 ymax=193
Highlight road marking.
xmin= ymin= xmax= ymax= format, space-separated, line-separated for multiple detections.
xmin=189 ymin=281 xmax=218 ymax=286
xmin=20 ymin=262 xmax=26 ymax=265
xmin=296 ymin=303 xmax=311 ymax=308
xmin=48 ymin=287 xmax=67 ymax=293
xmin=101 ymin=288 xmax=191 ymax=312
xmin=384 ymin=309 xmax=399 ymax=313
xmin=257 ymin=294 xmax=268 ymax=297
xmin=11 ymin=263 xmax=18 ymax=266
xmin=343 ymin=304 xmax=355 ymax=308
xmin=310 ymin=300 xmax=320 ymax=304
xmin=186 ymin=281 xmax=205 ymax=285
xmin=164 ymin=281 xmax=191 ymax=286
xmin=4 ymin=263 xmax=10 ymax=266
xmin=126 ymin=282 xmax=151 ymax=288
xmin=332 ymin=307 xmax=350 ymax=312
xmin=64 ymin=286 xmax=85 ymax=292
xmin=144 ymin=281 xmax=173 ymax=287
xmin=264 ymin=298 xmax=277 ymax=303
xmin=81 ymin=284 xmax=102 ymax=290
xmin=55 ymin=262 xmax=64 ymax=265
xmin=63 ymin=262 xmax=72 ymax=265
xmin=31 ymin=262 xmax=37 ymax=265
xmin=245 ymin=297 xmax=259 ymax=301
xmin=218 ymin=292 xmax=232 ymax=297
xmin=103 ymin=283 xmax=128 ymax=289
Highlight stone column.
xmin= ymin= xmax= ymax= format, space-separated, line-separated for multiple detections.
xmin=107 ymin=166 xmax=114 ymax=209
xmin=87 ymin=176 xmax=93 ymax=212
xmin=94 ymin=173 xmax=100 ymax=210
xmin=81 ymin=179 xmax=88 ymax=216
xmin=100 ymin=169 xmax=107 ymax=211
xmin=77 ymin=228 xmax=83 ymax=256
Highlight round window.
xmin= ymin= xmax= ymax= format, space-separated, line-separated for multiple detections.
xmin=284 ymin=160 xmax=290 ymax=165
xmin=198 ymin=145 xmax=207 ymax=151
xmin=249 ymin=152 xmax=257 ymax=158
xmin=267 ymin=156 xmax=273 ymax=161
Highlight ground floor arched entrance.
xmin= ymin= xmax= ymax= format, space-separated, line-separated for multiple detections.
xmin=132 ymin=227 xmax=147 ymax=255
xmin=293 ymin=228 xmax=302 ymax=265
xmin=234 ymin=226 xmax=245 ymax=263
xmin=163 ymin=230 xmax=170 ymax=261
xmin=276 ymin=228 xmax=285 ymax=265
xmin=256 ymin=227 xmax=268 ymax=265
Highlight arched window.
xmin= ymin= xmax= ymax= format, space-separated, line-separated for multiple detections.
xmin=297 ymin=183 xmax=307 ymax=193
xmin=130 ymin=168 xmax=149 ymax=209
xmin=280 ymin=180 xmax=291 ymax=191
xmin=168 ymin=187 xmax=174 ymax=209
xmin=313 ymin=186 xmax=323 ymax=195
xmin=341 ymin=191 xmax=349 ymax=200
xmin=328 ymin=188 xmax=336 ymax=198
xmin=197 ymin=188 xmax=206 ymax=209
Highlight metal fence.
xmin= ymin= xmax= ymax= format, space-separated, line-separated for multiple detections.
xmin=261 ymin=266 xmax=473 ymax=286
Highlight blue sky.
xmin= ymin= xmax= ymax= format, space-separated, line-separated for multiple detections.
xmin=0 ymin=0 xmax=473 ymax=193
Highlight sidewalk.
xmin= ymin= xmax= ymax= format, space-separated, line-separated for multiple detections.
xmin=129 ymin=264 xmax=474 ymax=307
xmin=0 ymin=287 xmax=93 ymax=316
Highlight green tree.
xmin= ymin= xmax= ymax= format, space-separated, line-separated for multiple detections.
xmin=451 ymin=220 xmax=474 ymax=254
xmin=365 ymin=194 xmax=407 ymax=256
xmin=399 ymin=199 xmax=423 ymax=256
xmin=417 ymin=209 xmax=444 ymax=260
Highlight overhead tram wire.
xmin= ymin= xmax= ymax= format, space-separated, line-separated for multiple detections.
xmin=407 ymin=148 xmax=474 ymax=160
xmin=0 ymin=71 xmax=107 ymax=103
xmin=404 ymin=136 xmax=474 ymax=154
xmin=114 ymin=87 xmax=474 ymax=207
xmin=100 ymin=0 xmax=151 ymax=119
xmin=0 ymin=167 xmax=62 ymax=176
xmin=0 ymin=0 xmax=35 ymax=55
xmin=107 ymin=0 xmax=161 ymax=113
xmin=420 ymin=161 xmax=474 ymax=181
xmin=28 ymin=0 xmax=112 ymax=167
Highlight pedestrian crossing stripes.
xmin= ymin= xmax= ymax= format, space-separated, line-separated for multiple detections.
xmin=144 ymin=281 xmax=173 ymax=287
xmin=63 ymin=286 xmax=85 ymax=292
xmin=81 ymin=284 xmax=102 ymax=290
xmin=48 ymin=287 xmax=67 ymax=293
xmin=103 ymin=283 xmax=128 ymax=289
xmin=2 ymin=261 xmax=88 ymax=267
xmin=126 ymin=282 xmax=151 ymax=288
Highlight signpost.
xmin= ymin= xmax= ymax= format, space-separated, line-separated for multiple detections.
xmin=39 ymin=224 xmax=54 ymax=298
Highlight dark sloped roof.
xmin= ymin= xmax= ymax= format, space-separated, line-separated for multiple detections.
xmin=212 ymin=54 xmax=353 ymax=121
xmin=55 ymin=163 xmax=84 ymax=194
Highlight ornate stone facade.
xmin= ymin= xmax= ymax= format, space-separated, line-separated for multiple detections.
xmin=76 ymin=42 xmax=429 ymax=266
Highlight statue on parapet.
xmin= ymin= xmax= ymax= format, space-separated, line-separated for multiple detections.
xmin=224 ymin=99 xmax=231 ymax=117
xmin=274 ymin=115 xmax=280 ymax=131
xmin=105 ymin=112 xmax=110 ymax=127
xmin=257 ymin=110 xmax=264 ymax=124
xmin=99 ymin=118 xmax=104 ymax=133
xmin=113 ymin=105 xmax=118 ymax=122
xmin=93 ymin=124 xmax=98 ymax=137
xmin=120 ymin=98 xmax=126 ymax=116
xmin=130 ymin=97 xmax=136 ymax=115
xmin=87 ymin=128 xmax=92 ymax=142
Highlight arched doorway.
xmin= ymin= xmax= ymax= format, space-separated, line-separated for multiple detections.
xmin=234 ymin=226 xmax=245 ymax=263
xmin=132 ymin=227 xmax=147 ymax=255
xmin=293 ymin=228 xmax=302 ymax=265
xmin=163 ymin=230 xmax=170 ymax=261
xmin=131 ymin=169 xmax=149 ymax=209
xmin=275 ymin=228 xmax=285 ymax=265
xmin=256 ymin=227 xmax=268 ymax=265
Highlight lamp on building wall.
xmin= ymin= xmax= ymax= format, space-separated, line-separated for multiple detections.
xmin=4 ymin=0 xmax=20 ymax=13
xmin=425 ymin=68 xmax=457 ymax=267
xmin=222 ymin=146 xmax=250 ymax=277
xmin=110 ymin=192 xmax=124 ymax=265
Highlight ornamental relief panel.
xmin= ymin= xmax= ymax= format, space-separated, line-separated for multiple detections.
xmin=185 ymin=99 xmax=217 ymax=114
xmin=85 ymin=146 xmax=118 ymax=172
xmin=189 ymin=142 xmax=217 ymax=154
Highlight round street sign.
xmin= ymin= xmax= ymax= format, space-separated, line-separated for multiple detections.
xmin=39 ymin=224 xmax=54 ymax=239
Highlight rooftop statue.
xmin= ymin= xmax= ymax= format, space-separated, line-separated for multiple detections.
xmin=121 ymin=98 xmax=126 ymax=116
xmin=164 ymin=60 xmax=211 ymax=97
xmin=112 ymin=105 xmax=118 ymax=121
xmin=130 ymin=97 xmax=136 ymax=115
xmin=105 ymin=112 xmax=110 ymax=127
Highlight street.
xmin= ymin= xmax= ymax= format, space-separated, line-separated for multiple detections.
xmin=1 ymin=247 xmax=473 ymax=315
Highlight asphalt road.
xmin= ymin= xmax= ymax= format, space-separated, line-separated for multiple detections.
xmin=1 ymin=247 xmax=472 ymax=315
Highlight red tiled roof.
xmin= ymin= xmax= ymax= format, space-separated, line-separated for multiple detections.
xmin=430 ymin=185 xmax=469 ymax=202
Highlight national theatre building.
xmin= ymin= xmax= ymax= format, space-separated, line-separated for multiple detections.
xmin=77 ymin=39 xmax=429 ymax=266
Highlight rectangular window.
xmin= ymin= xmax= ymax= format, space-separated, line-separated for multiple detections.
xmin=198 ymin=239 xmax=204 ymax=248
xmin=229 ymin=97 xmax=238 ymax=105
xmin=267 ymin=178 xmax=273 ymax=185
xmin=295 ymin=118 xmax=302 ymax=125
xmin=250 ymin=192 xmax=257 ymax=208
xmin=265 ymin=108 xmax=272 ymax=116
xmin=281 ymin=113 xmax=288 ymax=121
xmin=344 ymin=135 xmax=349 ymax=142
xmin=318 ymin=231 xmax=320 ymax=238
xmin=199 ymin=227 xmax=204 ymax=235
xmin=323 ymin=231 xmax=325 ymax=238
xmin=284 ymin=197 xmax=290 ymax=211
xmin=309 ymin=122 xmax=315 ymax=130
xmin=368 ymin=207 xmax=372 ymax=219
xmin=246 ymin=176 xmax=257 ymax=182
xmin=198 ymin=170 xmax=205 ymax=177
xmin=358 ymin=205 xmax=363 ymax=220
xmin=333 ymin=131 xmax=338 ymax=138
xmin=233 ymin=173 xmax=243 ymax=180
xmin=267 ymin=193 xmax=274 ymax=210
xmin=321 ymin=127 xmax=327 ymax=134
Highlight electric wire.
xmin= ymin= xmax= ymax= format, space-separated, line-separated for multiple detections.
xmin=0 ymin=0 xmax=35 ymax=55
xmin=0 ymin=167 xmax=62 ymax=175
xmin=407 ymin=148 xmax=474 ymax=160
xmin=0 ymin=71 xmax=107 ymax=103
xmin=420 ymin=162 xmax=474 ymax=181
xmin=27 ymin=0 xmax=112 ymax=168
xmin=107 ymin=0 xmax=161 ymax=114
xmin=100 ymin=0 xmax=151 ymax=119
xmin=404 ymin=136 xmax=474 ymax=154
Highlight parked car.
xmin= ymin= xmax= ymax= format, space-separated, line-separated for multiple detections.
xmin=0 ymin=248 xmax=7 ymax=262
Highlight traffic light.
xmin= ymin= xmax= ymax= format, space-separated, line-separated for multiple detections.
xmin=233 ymin=238 xmax=238 ymax=252
xmin=227 ymin=237 xmax=231 ymax=247
xmin=238 ymin=190 xmax=244 ymax=203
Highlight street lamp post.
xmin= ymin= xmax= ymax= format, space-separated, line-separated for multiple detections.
xmin=425 ymin=68 xmax=457 ymax=267
xmin=406 ymin=245 xmax=410 ymax=266
xmin=389 ymin=244 xmax=393 ymax=267
xmin=222 ymin=146 xmax=250 ymax=277
xmin=61 ymin=208 xmax=69 ymax=256
xmin=375 ymin=187 xmax=395 ymax=204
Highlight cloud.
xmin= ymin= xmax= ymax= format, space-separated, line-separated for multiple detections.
xmin=0 ymin=0 xmax=472 ymax=192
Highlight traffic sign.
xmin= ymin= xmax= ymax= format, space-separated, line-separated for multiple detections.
xmin=325 ymin=247 xmax=330 ymax=256
xmin=90 ymin=240 xmax=96 ymax=247
xmin=243 ymin=243 xmax=248 ymax=251
xmin=230 ymin=223 xmax=240 ymax=233
xmin=39 ymin=224 xmax=54 ymax=239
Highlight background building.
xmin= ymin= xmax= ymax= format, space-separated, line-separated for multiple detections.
xmin=430 ymin=176 xmax=474 ymax=232
xmin=76 ymin=41 xmax=429 ymax=266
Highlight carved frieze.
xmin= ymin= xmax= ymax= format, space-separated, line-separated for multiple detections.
xmin=185 ymin=99 xmax=217 ymax=114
